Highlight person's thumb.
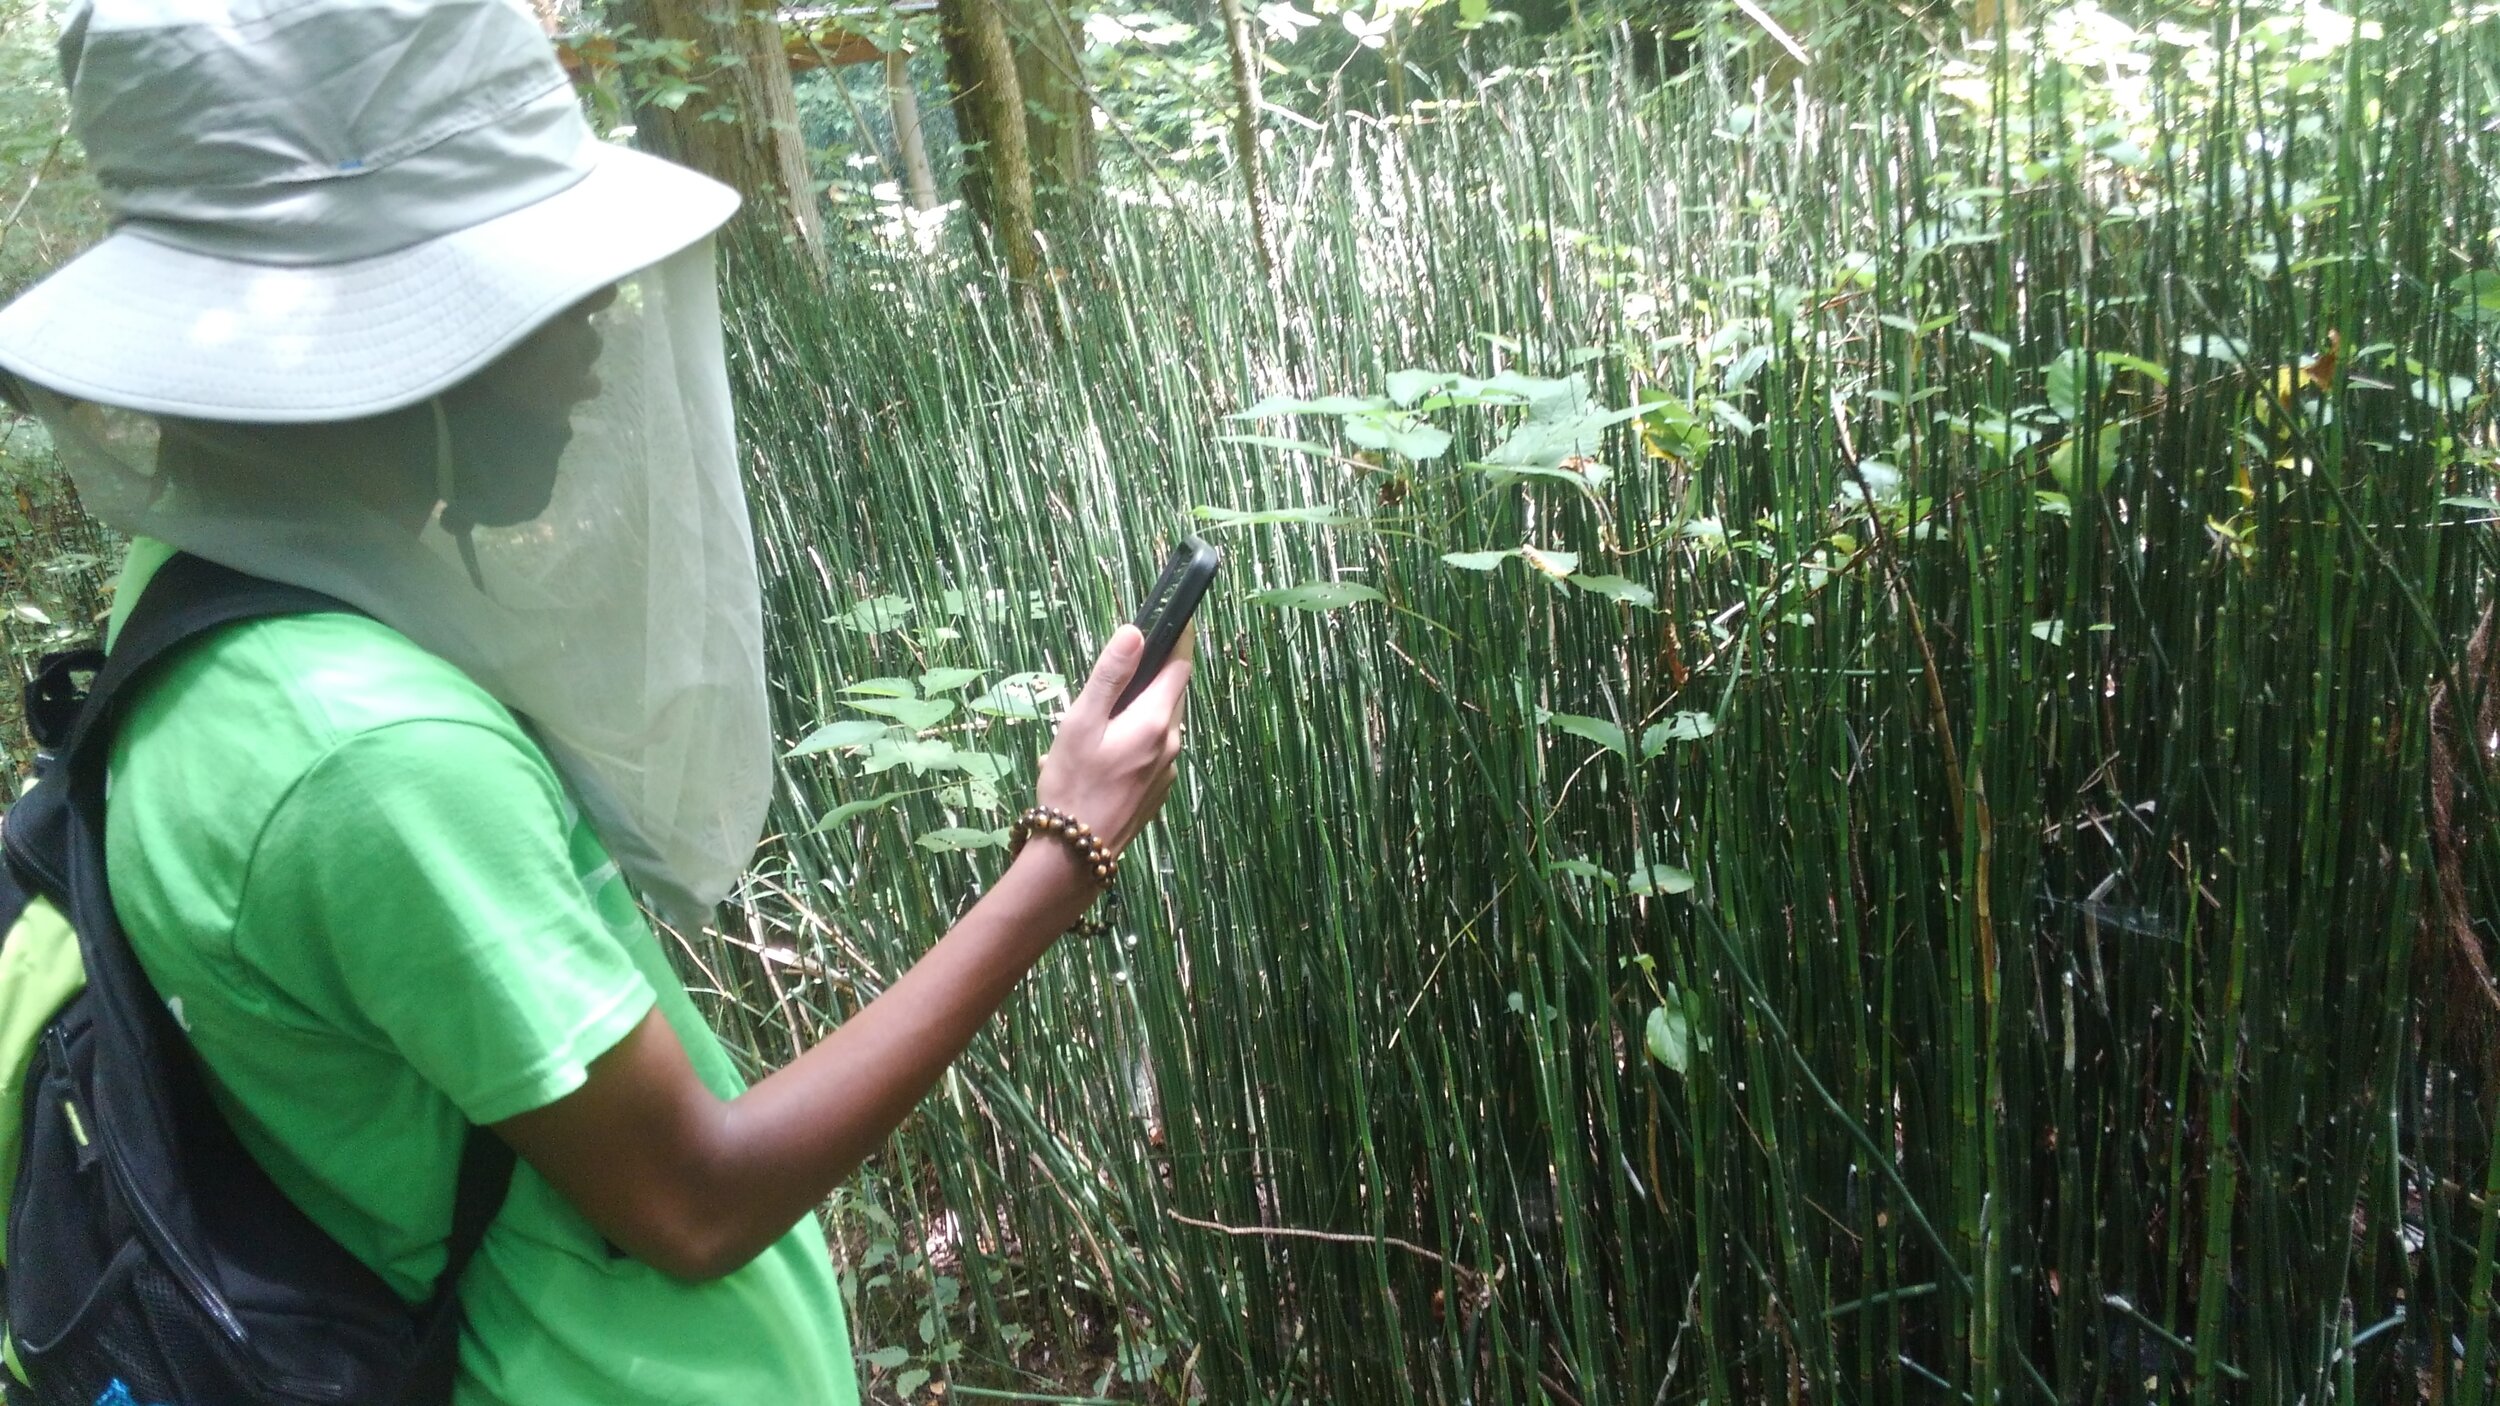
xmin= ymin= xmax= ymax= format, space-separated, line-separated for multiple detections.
xmin=1070 ymin=625 xmax=1145 ymax=721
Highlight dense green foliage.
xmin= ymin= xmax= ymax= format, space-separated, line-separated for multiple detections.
xmin=711 ymin=3 xmax=2500 ymax=1399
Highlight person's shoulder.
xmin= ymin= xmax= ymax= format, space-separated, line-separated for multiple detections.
xmin=132 ymin=609 xmax=531 ymax=764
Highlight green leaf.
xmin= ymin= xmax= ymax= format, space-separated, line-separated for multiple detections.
xmin=1968 ymin=331 xmax=2014 ymax=362
xmin=2440 ymin=495 xmax=2500 ymax=512
xmin=1626 ymin=862 xmax=1695 ymax=897
xmin=1638 ymin=712 xmax=1716 ymax=757
xmin=1519 ymin=546 xmax=1579 ymax=578
xmin=1539 ymin=709 xmax=1627 ymax=757
xmin=2449 ymin=270 xmax=2500 ymax=325
xmin=1483 ymin=403 xmax=1645 ymax=471
xmin=1387 ymin=368 xmax=1453 ymax=406
xmin=967 ymin=671 xmax=1068 ymax=719
xmin=1342 ymin=412 xmax=1452 ymax=462
xmin=1194 ymin=503 xmax=1362 ymax=529
xmin=2045 ymin=347 xmax=2090 ymax=421
xmin=786 ymin=718 xmax=893 ymax=759
xmin=895 ymin=1367 xmax=931 ymax=1396
xmin=863 ymin=737 xmax=959 ymax=776
xmin=1250 ymin=581 xmax=1384 ymax=611
xmin=917 ymin=826 xmax=1008 ymax=852
xmin=846 ymin=697 xmax=956 ymax=730
xmin=1645 ymin=1003 xmax=1691 ymax=1073
xmin=2176 ymin=333 xmax=2249 ymax=365
xmin=842 ymin=676 xmax=918 ymax=699
xmin=917 ymin=667 xmax=983 ymax=695
xmin=1546 ymin=857 xmax=1619 ymax=890
xmin=2096 ymin=350 xmax=2170 ymax=387
xmin=933 ymin=750 xmax=1013 ymax=781
xmin=810 ymin=792 xmax=905 ymax=832
xmin=1231 ymin=393 xmax=1387 ymax=419
xmin=1440 ymin=548 xmax=1516 ymax=571
xmin=838 ymin=595 xmax=913 ymax=634
xmin=1570 ymin=574 xmax=1656 ymax=607
xmin=865 ymin=1346 xmax=912 ymax=1372
xmin=2029 ymin=618 xmax=2067 ymax=644
xmin=1215 ymin=434 xmax=1348 ymax=461
xmin=2046 ymin=430 xmax=2120 ymax=494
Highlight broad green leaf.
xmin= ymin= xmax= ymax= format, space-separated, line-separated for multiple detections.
xmin=917 ymin=667 xmax=982 ymax=695
xmin=865 ymin=1346 xmax=912 ymax=1372
xmin=2045 ymin=347 xmax=2090 ymax=421
xmin=1546 ymin=857 xmax=1617 ymax=889
xmin=1570 ymin=574 xmax=1655 ymax=607
xmin=1540 ymin=709 xmax=1628 ymax=758
xmin=846 ymin=697 xmax=956 ymax=731
xmin=1968 ymin=331 xmax=2014 ymax=362
xmin=1215 ymin=433 xmax=1347 ymax=460
xmin=2176 ymin=333 xmax=2249 ymax=365
xmin=1250 ymin=581 xmax=1384 ymax=611
xmin=936 ymin=777 xmax=1004 ymax=812
xmin=837 ymin=595 xmax=913 ymax=634
xmin=2047 ymin=430 xmax=2120 ymax=494
xmin=1645 ymin=1003 xmax=1691 ymax=1073
xmin=2449 ymin=270 xmax=2500 ymax=325
xmin=895 ymin=1368 xmax=931 ymax=1397
xmin=2030 ymin=619 xmax=2067 ymax=644
xmin=1638 ymin=712 xmax=1716 ymax=757
xmin=2096 ymin=350 xmax=2170 ymax=386
xmin=1440 ymin=548 xmax=1515 ymax=571
xmin=863 ymin=737 xmax=959 ymax=776
xmin=2441 ymin=494 xmax=2500 ymax=512
xmin=1194 ymin=503 xmax=1363 ymax=528
xmin=968 ymin=671 xmax=1068 ymax=719
xmin=1626 ymin=862 xmax=1695 ymax=896
xmin=1386 ymin=368 xmax=1454 ymax=406
xmin=809 ymin=792 xmax=904 ymax=832
xmin=785 ymin=718 xmax=893 ymax=759
xmin=916 ymin=826 xmax=1008 ymax=853
xmin=1484 ymin=403 xmax=1645 ymax=470
xmin=841 ymin=676 xmax=918 ymax=699
xmin=1519 ymin=546 xmax=1579 ymax=578
xmin=1342 ymin=411 xmax=1453 ymax=461
xmin=933 ymin=750 xmax=1013 ymax=781
xmin=1231 ymin=393 xmax=1386 ymax=419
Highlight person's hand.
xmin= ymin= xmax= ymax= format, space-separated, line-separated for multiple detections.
xmin=1033 ymin=623 xmax=1192 ymax=856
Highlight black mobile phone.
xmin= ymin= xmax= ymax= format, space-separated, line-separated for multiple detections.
xmin=1113 ymin=536 xmax=1222 ymax=714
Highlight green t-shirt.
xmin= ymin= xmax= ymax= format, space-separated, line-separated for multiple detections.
xmin=100 ymin=539 xmax=858 ymax=1406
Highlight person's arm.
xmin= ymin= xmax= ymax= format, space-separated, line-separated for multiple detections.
xmin=493 ymin=625 xmax=1189 ymax=1280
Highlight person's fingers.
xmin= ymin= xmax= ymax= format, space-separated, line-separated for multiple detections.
xmin=1068 ymin=626 xmax=1145 ymax=724
xmin=1128 ymin=650 xmax=1195 ymax=732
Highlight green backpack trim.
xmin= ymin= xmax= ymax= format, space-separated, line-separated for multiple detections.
xmin=0 ymin=892 xmax=87 ymax=1266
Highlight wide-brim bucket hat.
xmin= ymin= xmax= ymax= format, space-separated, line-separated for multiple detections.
xmin=0 ymin=0 xmax=740 ymax=424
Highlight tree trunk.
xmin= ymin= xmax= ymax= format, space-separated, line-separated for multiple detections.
xmin=615 ymin=0 xmax=821 ymax=250
xmin=1216 ymin=0 xmax=1273 ymax=279
xmin=885 ymin=51 xmax=940 ymax=214
xmin=1005 ymin=0 xmax=1095 ymax=230
xmin=938 ymin=0 xmax=1038 ymax=282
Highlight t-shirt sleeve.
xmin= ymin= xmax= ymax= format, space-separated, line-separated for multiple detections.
xmin=233 ymin=718 xmax=658 ymax=1125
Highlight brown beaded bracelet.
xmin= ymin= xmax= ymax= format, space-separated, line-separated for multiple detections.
xmin=1008 ymin=805 xmax=1122 ymax=890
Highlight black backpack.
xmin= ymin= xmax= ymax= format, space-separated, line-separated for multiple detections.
xmin=0 ymin=552 xmax=515 ymax=1406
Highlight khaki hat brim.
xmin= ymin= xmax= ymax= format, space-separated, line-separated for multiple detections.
xmin=0 ymin=142 xmax=739 ymax=423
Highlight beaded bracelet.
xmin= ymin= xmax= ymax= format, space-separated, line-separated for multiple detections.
xmin=1009 ymin=805 xmax=1122 ymax=889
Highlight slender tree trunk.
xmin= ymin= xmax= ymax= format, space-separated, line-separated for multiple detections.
xmin=885 ymin=51 xmax=940 ymax=214
xmin=1005 ymin=0 xmax=1094 ymax=230
xmin=1216 ymin=0 xmax=1274 ymax=279
xmin=939 ymin=0 xmax=1038 ymax=282
xmin=616 ymin=0 xmax=821 ymax=250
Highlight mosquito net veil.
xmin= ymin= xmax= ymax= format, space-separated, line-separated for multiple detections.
xmin=19 ymin=242 xmax=768 ymax=926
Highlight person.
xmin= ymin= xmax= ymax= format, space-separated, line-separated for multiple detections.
xmin=0 ymin=0 xmax=1190 ymax=1401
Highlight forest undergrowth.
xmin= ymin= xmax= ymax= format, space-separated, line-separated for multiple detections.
xmin=705 ymin=4 xmax=2500 ymax=1401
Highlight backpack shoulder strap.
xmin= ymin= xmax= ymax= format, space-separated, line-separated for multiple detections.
xmin=15 ymin=551 xmax=516 ymax=1393
xmin=54 ymin=552 xmax=347 ymax=780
